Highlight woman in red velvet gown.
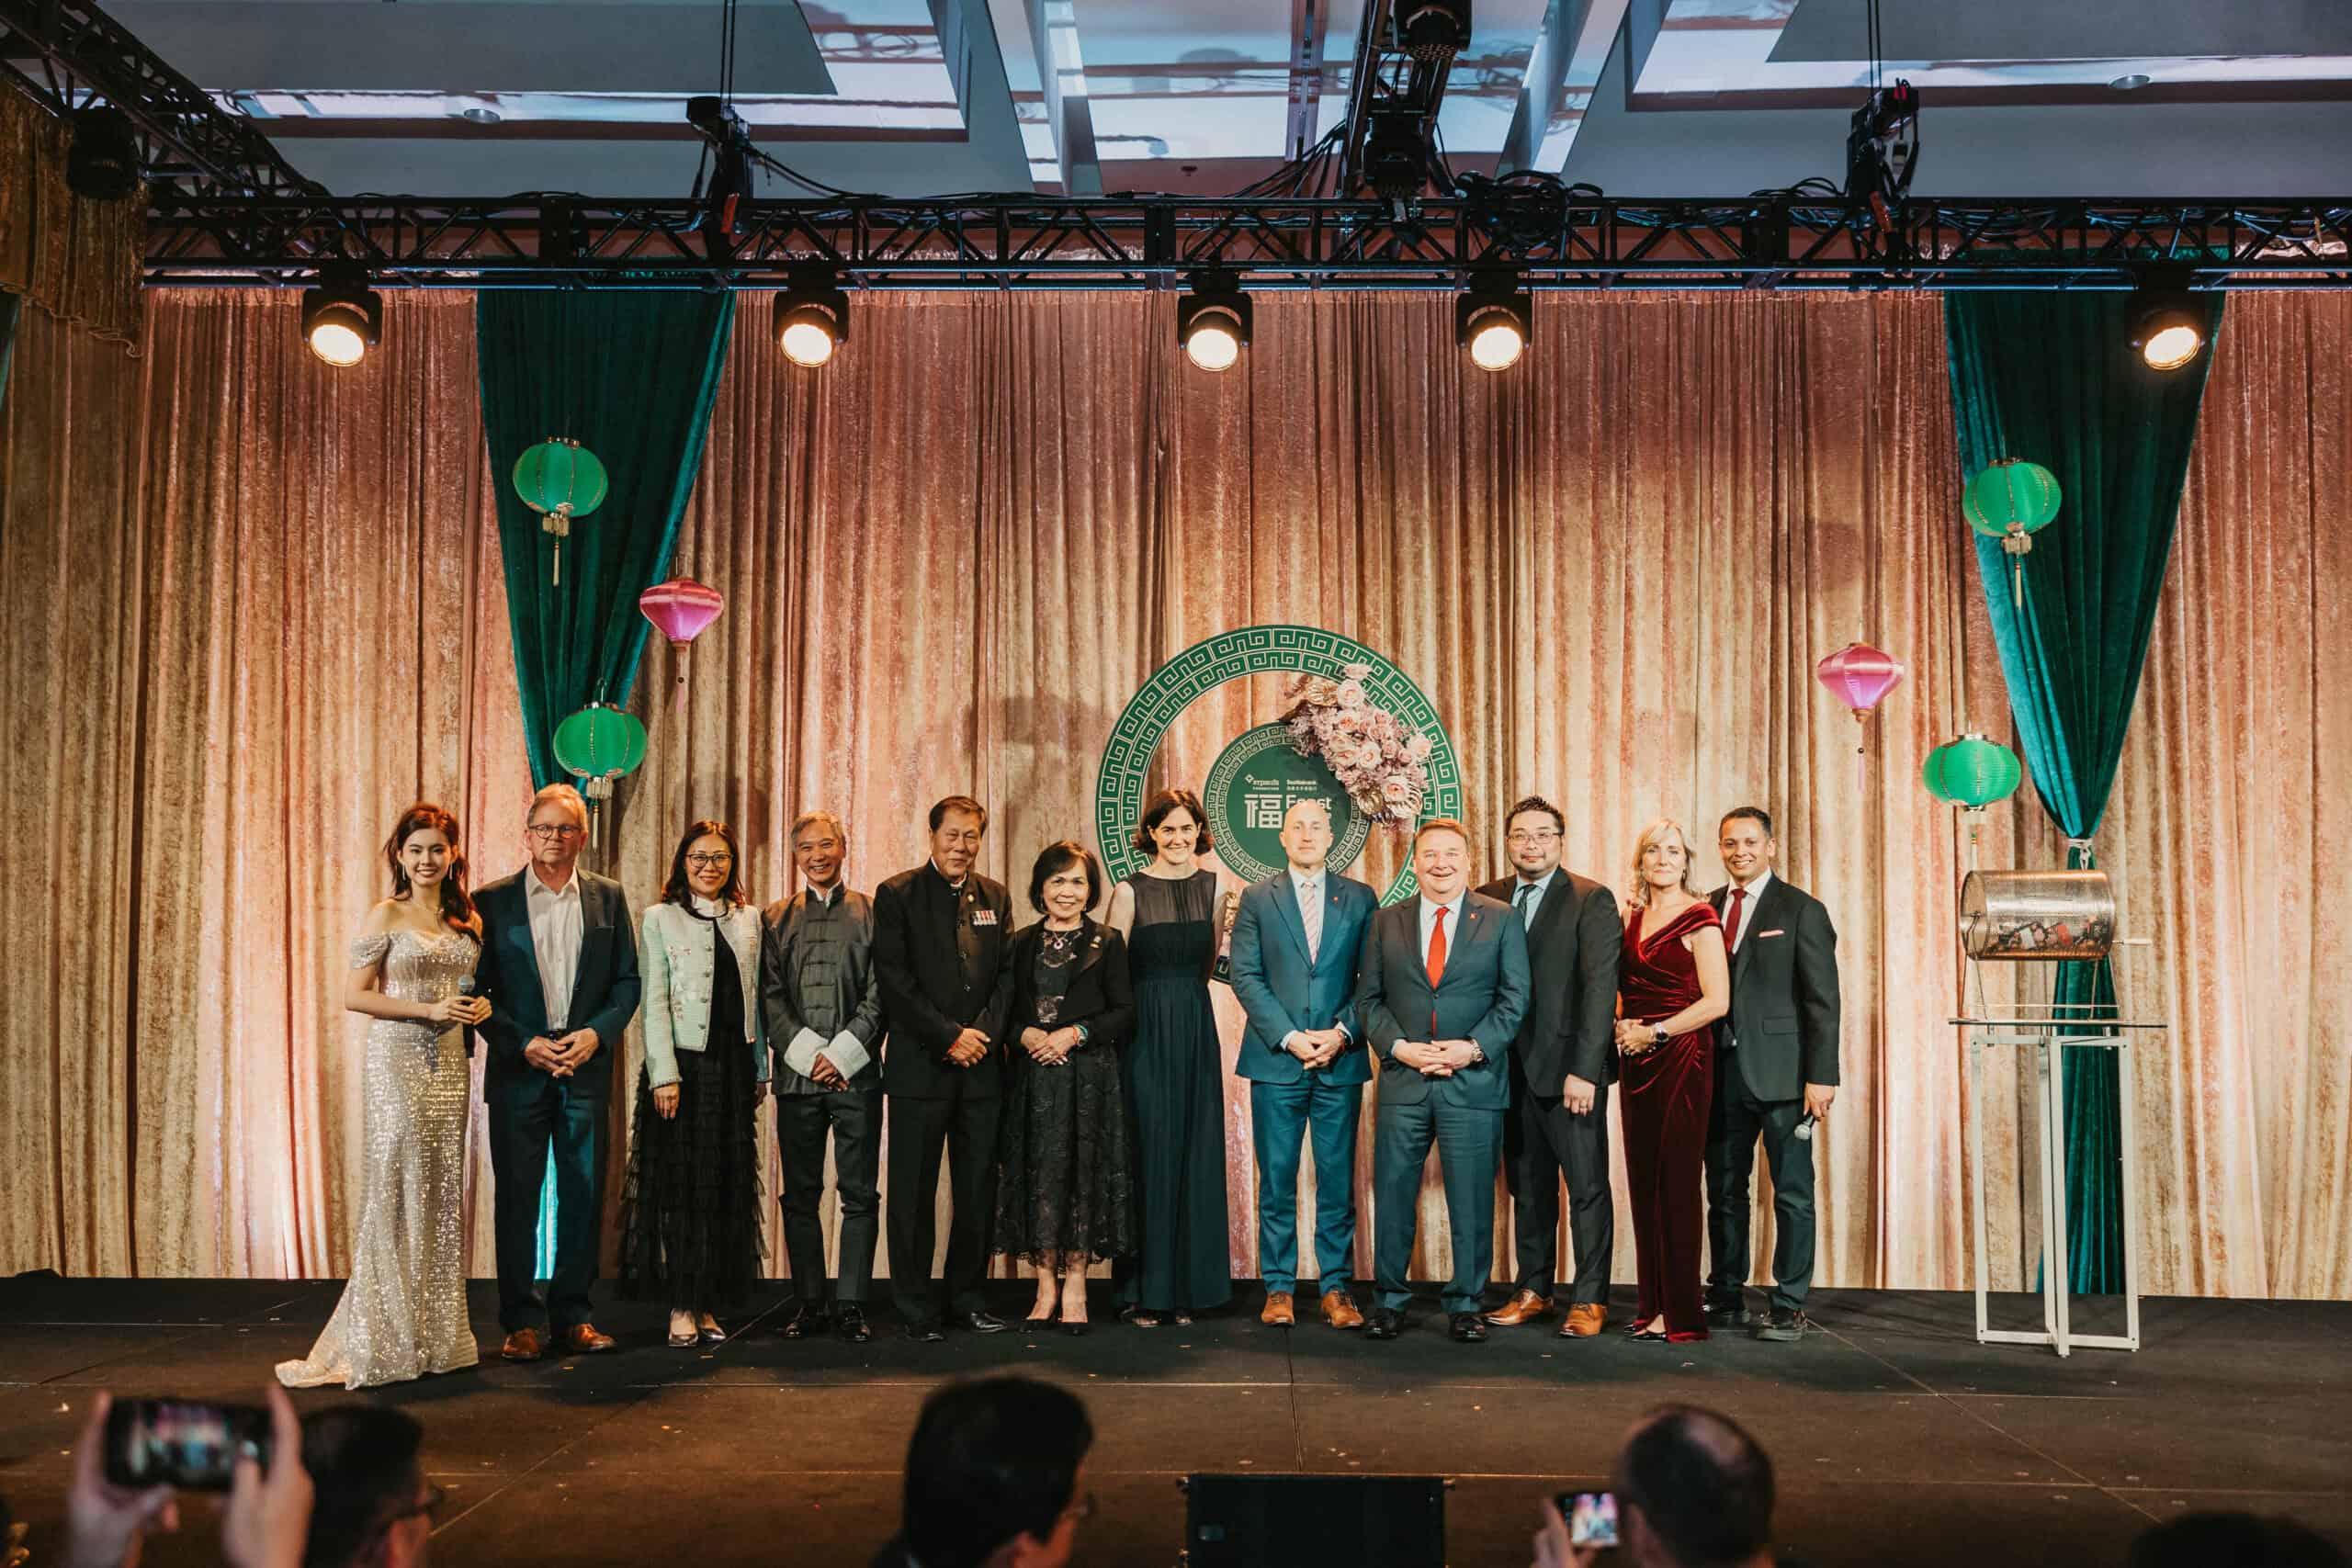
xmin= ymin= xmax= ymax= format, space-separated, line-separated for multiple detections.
xmin=1615 ymin=819 xmax=1731 ymax=1343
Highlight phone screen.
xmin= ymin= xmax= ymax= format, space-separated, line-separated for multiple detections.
xmin=105 ymin=1400 xmax=269 ymax=1492
xmin=1566 ymin=1491 xmax=1619 ymax=1549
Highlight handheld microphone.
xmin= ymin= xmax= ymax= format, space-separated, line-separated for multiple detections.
xmin=1794 ymin=1112 xmax=1816 ymax=1142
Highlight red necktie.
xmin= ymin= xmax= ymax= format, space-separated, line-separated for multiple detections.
xmin=1724 ymin=886 xmax=1747 ymax=952
xmin=1426 ymin=906 xmax=1449 ymax=1038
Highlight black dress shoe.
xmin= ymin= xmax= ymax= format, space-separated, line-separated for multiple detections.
xmin=956 ymin=1311 xmax=1009 ymax=1334
xmin=779 ymin=1306 xmax=831 ymax=1339
xmin=835 ymin=1305 xmax=871 ymax=1343
xmin=1753 ymin=1307 xmax=1809 ymax=1342
xmin=1363 ymin=1307 xmax=1403 ymax=1340
xmin=899 ymin=1319 xmax=945 ymax=1343
xmin=1449 ymin=1313 xmax=1488 ymax=1343
xmin=1703 ymin=1298 xmax=1753 ymax=1329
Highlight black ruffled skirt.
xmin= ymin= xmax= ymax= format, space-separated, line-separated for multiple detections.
xmin=618 ymin=1045 xmax=764 ymax=1311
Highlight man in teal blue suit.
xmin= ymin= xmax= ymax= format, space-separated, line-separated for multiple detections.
xmin=1356 ymin=817 xmax=1530 ymax=1343
xmin=1228 ymin=798 xmax=1377 ymax=1331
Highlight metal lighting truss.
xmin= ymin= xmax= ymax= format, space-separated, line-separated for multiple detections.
xmin=0 ymin=0 xmax=320 ymax=197
xmin=143 ymin=192 xmax=2352 ymax=290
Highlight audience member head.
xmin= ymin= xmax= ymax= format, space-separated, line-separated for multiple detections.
xmin=1029 ymin=840 xmax=1104 ymax=921
xmin=524 ymin=784 xmax=589 ymax=882
xmin=898 ymin=1377 xmax=1093 ymax=1568
xmin=299 ymin=1405 xmax=435 ymax=1568
xmin=1412 ymin=817 xmax=1472 ymax=901
xmin=792 ymin=810 xmax=849 ymax=892
xmin=662 ymin=818 xmax=746 ymax=908
xmin=1279 ymin=797 xmax=1335 ymax=873
xmin=1629 ymin=819 xmax=1699 ymax=908
xmin=1716 ymin=807 xmax=1776 ymax=887
xmin=382 ymin=803 xmax=480 ymax=940
xmin=1505 ymin=796 xmax=1567 ymax=881
xmin=1612 ymin=1404 xmax=1774 ymax=1568
xmin=928 ymin=795 xmax=989 ymax=883
xmin=1133 ymin=787 xmax=1212 ymax=865
xmin=2128 ymin=1513 xmax=2345 ymax=1568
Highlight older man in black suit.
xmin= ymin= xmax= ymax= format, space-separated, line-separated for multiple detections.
xmin=873 ymin=795 xmax=1015 ymax=1341
xmin=1476 ymin=795 xmax=1623 ymax=1338
xmin=1356 ymin=817 xmax=1530 ymax=1343
xmin=1704 ymin=806 xmax=1841 ymax=1343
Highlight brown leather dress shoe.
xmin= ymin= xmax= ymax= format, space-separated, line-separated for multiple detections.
xmin=559 ymin=1324 xmax=617 ymax=1354
xmin=1320 ymin=1291 xmax=1364 ymax=1330
xmin=1559 ymin=1303 xmax=1607 ymax=1337
xmin=1261 ymin=1291 xmax=1295 ymax=1326
xmin=1482 ymin=1289 xmax=1555 ymax=1326
xmin=500 ymin=1327 xmax=545 ymax=1362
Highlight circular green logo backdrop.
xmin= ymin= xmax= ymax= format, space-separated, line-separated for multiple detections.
xmin=1202 ymin=724 xmax=1374 ymax=884
xmin=1092 ymin=626 xmax=1463 ymax=905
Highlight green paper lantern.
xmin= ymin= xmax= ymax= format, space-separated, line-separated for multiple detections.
xmin=551 ymin=702 xmax=646 ymax=806
xmin=1963 ymin=458 xmax=2061 ymax=605
xmin=512 ymin=438 xmax=609 ymax=586
xmin=1922 ymin=732 xmax=2022 ymax=809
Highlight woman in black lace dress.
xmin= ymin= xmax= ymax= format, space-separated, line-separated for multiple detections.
xmin=995 ymin=840 xmax=1137 ymax=1333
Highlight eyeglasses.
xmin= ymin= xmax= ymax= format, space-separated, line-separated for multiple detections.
xmin=1506 ymin=829 xmax=1562 ymax=845
xmin=684 ymin=852 xmax=734 ymax=869
xmin=526 ymin=824 xmax=584 ymax=840
xmin=379 ymin=1483 xmax=447 ymax=1531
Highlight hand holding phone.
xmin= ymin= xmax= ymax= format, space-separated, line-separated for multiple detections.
xmin=105 ymin=1397 xmax=272 ymax=1492
xmin=1555 ymin=1491 xmax=1620 ymax=1550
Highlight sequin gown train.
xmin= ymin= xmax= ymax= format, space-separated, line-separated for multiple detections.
xmin=278 ymin=930 xmax=481 ymax=1389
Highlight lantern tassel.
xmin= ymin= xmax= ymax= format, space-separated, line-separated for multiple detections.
xmin=673 ymin=641 xmax=690 ymax=714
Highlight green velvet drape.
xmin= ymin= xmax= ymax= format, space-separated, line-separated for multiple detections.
xmin=476 ymin=292 xmax=735 ymax=787
xmin=1944 ymin=290 xmax=2222 ymax=1291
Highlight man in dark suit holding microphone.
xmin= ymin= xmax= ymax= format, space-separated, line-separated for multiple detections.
xmin=1477 ymin=795 xmax=1623 ymax=1338
xmin=1704 ymin=806 xmax=1841 ymax=1342
xmin=874 ymin=795 xmax=1015 ymax=1341
xmin=1228 ymin=797 xmax=1378 ymax=1330
xmin=1356 ymin=818 xmax=1530 ymax=1343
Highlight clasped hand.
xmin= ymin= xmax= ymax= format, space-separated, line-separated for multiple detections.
xmin=1021 ymin=1025 xmax=1083 ymax=1065
xmin=947 ymin=1026 xmax=992 ymax=1067
xmin=427 ymin=994 xmax=492 ymax=1028
xmin=523 ymin=1028 xmax=601 ymax=1077
xmin=1394 ymin=1039 xmax=1476 ymax=1077
xmin=1288 ymin=1027 xmax=1348 ymax=1069
xmin=1614 ymin=1018 xmax=1660 ymax=1055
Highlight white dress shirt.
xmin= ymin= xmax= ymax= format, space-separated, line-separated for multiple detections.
xmin=1512 ymin=867 xmax=1558 ymax=930
xmin=1722 ymin=868 xmax=1773 ymax=953
xmin=1417 ymin=893 xmax=1465 ymax=962
xmin=526 ymin=866 xmax=585 ymax=1031
xmin=1289 ymin=866 xmax=1326 ymax=961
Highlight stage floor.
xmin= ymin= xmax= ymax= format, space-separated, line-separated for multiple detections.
xmin=2 ymin=1279 xmax=2346 ymax=1567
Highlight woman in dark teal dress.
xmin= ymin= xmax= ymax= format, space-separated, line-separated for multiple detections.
xmin=1106 ymin=787 xmax=1231 ymax=1324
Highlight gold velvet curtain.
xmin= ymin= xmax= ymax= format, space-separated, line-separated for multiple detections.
xmin=0 ymin=88 xmax=144 ymax=349
xmin=3 ymin=287 xmax=2344 ymax=1298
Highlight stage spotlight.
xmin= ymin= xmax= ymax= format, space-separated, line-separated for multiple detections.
xmin=774 ymin=270 xmax=850 ymax=367
xmin=1456 ymin=276 xmax=1531 ymax=372
xmin=1177 ymin=276 xmax=1251 ymax=372
xmin=1396 ymin=0 xmax=1471 ymax=64
xmin=65 ymin=106 xmax=142 ymax=201
xmin=2127 ymin=276 xmax=2205 ymax=371
xmin=300 ymin=263 xmax=383 ymax=367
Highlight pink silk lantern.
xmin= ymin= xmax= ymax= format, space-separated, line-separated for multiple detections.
xmin=639 ymin=577 xmax=726 ymax=711
xmin=1815 ymin=641 xmax=1905 ymax=753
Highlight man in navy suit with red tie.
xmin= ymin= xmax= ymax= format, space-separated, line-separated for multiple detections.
xmin=1355 ymin=818 xmax=1530 ymax=1343
xmin=1704 ymin=807 xmax=1841 ymax=1342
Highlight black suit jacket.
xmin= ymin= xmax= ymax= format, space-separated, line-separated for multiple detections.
xmin=1476 ymin=870 xmax=1622 ymax=1094
xmin=872 ymin=861 xmax=1015 ymax=1099
xmin=469 ymin=868 xmax=643 ymax=1094
xmin=1004 ymin=917 xmax=1136 ymax=1050
xmin=1712 ymin=875 xmax=1841 ymax=1101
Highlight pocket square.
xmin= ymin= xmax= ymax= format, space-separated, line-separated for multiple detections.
xmin=1757 ymin=928 xmax=1786 ymax=938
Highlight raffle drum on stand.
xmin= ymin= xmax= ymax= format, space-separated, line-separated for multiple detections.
xmin=1953 ymin=869 xmax=2161 ymax=1357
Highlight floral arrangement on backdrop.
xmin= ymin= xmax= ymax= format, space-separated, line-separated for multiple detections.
xmin=1280 ymin=663 xmax=1435 ymax=829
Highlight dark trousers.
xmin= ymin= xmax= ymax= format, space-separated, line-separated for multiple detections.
xmin=1249 ymin=1077 xmax=1363 ymax=1295
xmin=487 ymin=1069 xmax=608 ymax=1333
xmin=1503 ymin=1079 xmax=1613 ymax=1304
xmin=1703 ymin=1056 xmax=1816 ymax=1310
xmin=1372 ymin=1097 xmax=1501 ymax=1314
xmin=885 ymin=1089 xmax=1001 ymax=1322
xmin=777 ymin=1087 xmax=883 ymax=1308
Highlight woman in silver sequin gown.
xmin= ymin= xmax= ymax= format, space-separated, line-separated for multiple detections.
xmin=278 ymin=804 xmax=492 ymax=1391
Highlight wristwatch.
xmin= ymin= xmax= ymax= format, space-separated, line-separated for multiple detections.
xmin=1074 ymin=1024 xmax=1091 ymax=1046
xmin=1651 ymin=1022 xmax=1670 ymax=1046
xmin=1468 ymin=1043 xmax=1486 ymax=1064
